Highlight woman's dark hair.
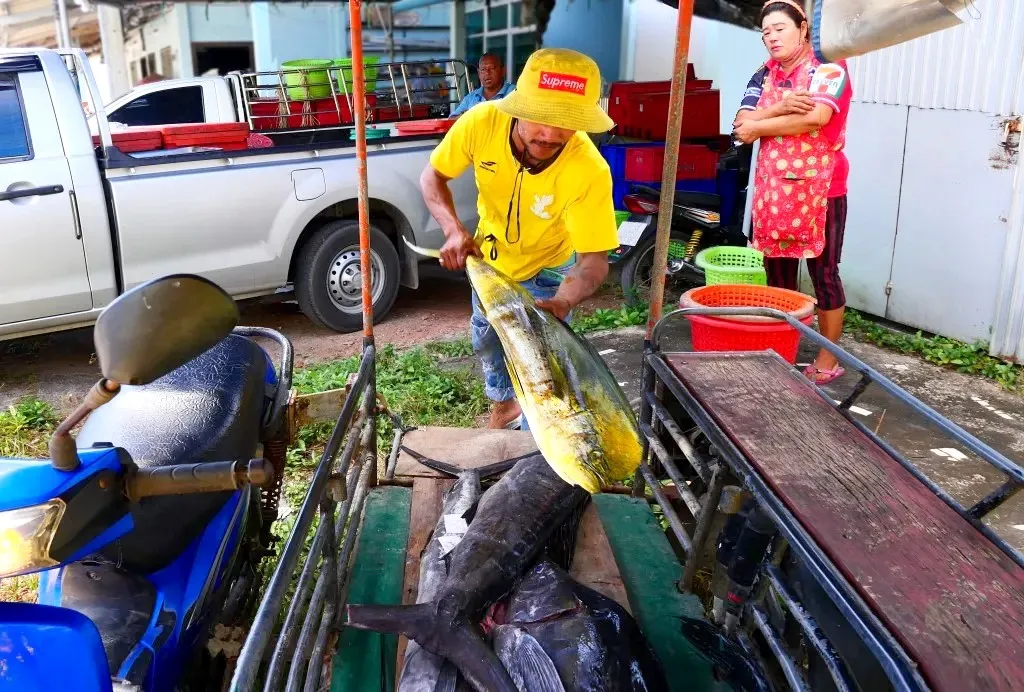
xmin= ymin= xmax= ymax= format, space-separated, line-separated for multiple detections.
xmin=760 ymin=2 xmax=810 ymax=40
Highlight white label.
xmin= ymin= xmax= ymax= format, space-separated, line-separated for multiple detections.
xmin=617 ymin=220 xmax=647 ymax=247
xmin=442 ymin=515 xmax=468 ymax=535
xmin=437 ymin=534 xmax=463 ymax=555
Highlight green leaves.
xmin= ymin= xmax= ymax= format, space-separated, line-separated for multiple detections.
xmin=0 ymin=397 xmax=59 ymax=458
xmin=844 ymin=310 xmax=1022 ymax=390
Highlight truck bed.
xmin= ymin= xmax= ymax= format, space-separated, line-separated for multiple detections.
xmin=329 ymin=427 xmax=726 ymax=692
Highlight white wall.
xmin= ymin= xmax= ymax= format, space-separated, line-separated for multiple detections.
xmin=625 ymin=0 xmax=765 ymax=135
xmin=187 ymin=3 xmax=252 ymax=44
xmin=124 ymin=8 xmax=182 ymax=81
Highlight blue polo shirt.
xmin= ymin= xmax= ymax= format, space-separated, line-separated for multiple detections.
xmin=450 ymin=82 xmax=515 ymax=116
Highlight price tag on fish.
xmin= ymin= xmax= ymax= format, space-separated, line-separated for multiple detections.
xmin=617 ymin=220 xmax=648 ymax=248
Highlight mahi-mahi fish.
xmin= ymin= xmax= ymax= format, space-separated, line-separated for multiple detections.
xmin=494 ymin=560 xmax=669 ymax=692
xmin=403 ymin=238 xmax=642 ymax=493
xmin=344 ymin=453 xmax=589 ymax=692
xmin=398 ymin=450 xmax=518 ymax=692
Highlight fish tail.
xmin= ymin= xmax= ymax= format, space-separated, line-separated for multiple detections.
xmin=401 ymin=445 xmax=525 ymax=480
xmin=344 ymin=604 xmax=518 ymax=692
xmin=401 ymin=236 xmax=442 ymax=259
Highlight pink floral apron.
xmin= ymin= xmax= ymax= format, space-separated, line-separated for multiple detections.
xmin=751 ymin=58 xmax=837 ymax=259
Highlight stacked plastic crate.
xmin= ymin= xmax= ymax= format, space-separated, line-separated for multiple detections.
xmin=600 ymin=64 xmax=727 ymax=209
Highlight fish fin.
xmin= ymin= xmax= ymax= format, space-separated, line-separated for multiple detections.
xmin=402 ymin=236 xmax=442 ymax=259
xmin=541 ymin=492 xmax=590 ymax=571
xmin=344 ymin=605 xmax=517 ymax=692
xmin=434 ymin=660 xmax=460 ymax=692
xmin=493 ymin=625 xmax=566 ymax=692
xmin=476 ymin=452 xmax=535 ymax=479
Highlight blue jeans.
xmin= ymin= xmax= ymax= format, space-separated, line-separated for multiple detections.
xmin=471 ymin=257 xmax=575 ymax=430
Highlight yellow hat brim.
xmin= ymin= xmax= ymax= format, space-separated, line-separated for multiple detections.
xmin=494 ymin=89 xmax=615 ymax=133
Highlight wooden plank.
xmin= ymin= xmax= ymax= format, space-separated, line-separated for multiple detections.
xmin=570 ymin=503 xmax=631 ymax=613
xmin=293 ymin=388 xmax=350 ymax=428
xmin=666 ymin=352 xmax=1024 ymax=692
xmin=331 ymin=487 xmax=411 ymax=692
xmin=594 ymin=494 xmax=727 ymax=692
xmin=394 ymin=477 xmax=452 ymax=680
xmin=394 ymin=426 xmax=538 ymax=479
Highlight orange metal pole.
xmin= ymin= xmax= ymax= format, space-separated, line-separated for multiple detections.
xmin=645 ymin=0 xmax=695 ymax=341
xmin=349 ymin=0 xmax=373 ymax=341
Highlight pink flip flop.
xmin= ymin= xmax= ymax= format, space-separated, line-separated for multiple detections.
xmin=804 ymin=364 xmax=845 ymax=385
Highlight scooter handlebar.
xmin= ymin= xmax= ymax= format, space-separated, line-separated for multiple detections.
xmin=127 ymin=459 xmax=273 ymax=501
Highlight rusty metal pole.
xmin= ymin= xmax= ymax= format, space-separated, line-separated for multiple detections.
xmin=349 ymin=0 xmax=374 ymax=343
xmin=645 ymin=0 xmax=695 ymax=341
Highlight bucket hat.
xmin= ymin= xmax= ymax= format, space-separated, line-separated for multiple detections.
xmin=494 ymin=48 xmax=614 ymax=133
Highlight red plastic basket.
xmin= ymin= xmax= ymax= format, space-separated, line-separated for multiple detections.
xmin=680 ymin=284 xmax=816 ymax=364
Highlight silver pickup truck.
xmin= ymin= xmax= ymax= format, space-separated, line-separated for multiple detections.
xmin=0 ymin=49 xmax=478 ymax=339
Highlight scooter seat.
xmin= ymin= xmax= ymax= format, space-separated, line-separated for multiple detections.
xmin=78 ymin=334 xmax=269 ymax=572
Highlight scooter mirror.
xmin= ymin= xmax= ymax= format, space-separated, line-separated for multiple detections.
xmin=93 ymin=274 xmax=239 ymax=385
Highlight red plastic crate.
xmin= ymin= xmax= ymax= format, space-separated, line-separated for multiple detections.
xmin=92 ymin=127 xmax=163 ymax=153
xmin=371 ymin=104 xmax=432 ymax=122
xmin=249 ymin=95 xmax=377 ymax=130
xmin=621 ymin=89 xmax=720 ymax=140
xmin=394 ymin=118 xmax=456 ymax=136
xmin=623 ymin=143 xmax=719 ymax=182
xmin=160 ymin=123 xmax=250 ymax=150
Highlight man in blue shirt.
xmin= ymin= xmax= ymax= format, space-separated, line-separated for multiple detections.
xmin=450 ymin=52 xmax=515 ymax=117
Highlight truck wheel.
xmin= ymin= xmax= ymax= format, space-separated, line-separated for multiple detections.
xmin=295 ymin=220 xmax=401 ymax=333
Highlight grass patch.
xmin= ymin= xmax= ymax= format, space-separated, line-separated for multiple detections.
xmin=425 ymin=337 xmax=474 ymax=359
xmin=0 ymin=397 xmax=59 ymax=459
xmin=844 ymin=310 xmax=1023 ymax=390
xmin=573 ymin=305 xmax=650 ymax=334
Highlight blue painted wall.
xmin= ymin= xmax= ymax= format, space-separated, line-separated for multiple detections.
xmin=251 ymin=3 xmax=349 ymax=71
xmin=542 ymin=0 xmax=624 ymax=86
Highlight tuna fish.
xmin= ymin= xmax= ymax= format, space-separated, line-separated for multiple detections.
xmin=494 ymin=560 xmax=669 ymax=692
xmin=403 ymin=238 xmax=642 ymax=493
xmin=344 ymin=453 xmax=589 ymax=692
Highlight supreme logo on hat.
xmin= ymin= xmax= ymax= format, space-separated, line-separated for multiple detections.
xmin=538 ymin=71 xmax=587 ymax=95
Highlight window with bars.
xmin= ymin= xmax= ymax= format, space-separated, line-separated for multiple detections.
xmin=464 ymin=0 xmax=536 ymax=84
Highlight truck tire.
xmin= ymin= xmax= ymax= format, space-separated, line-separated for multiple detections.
xmin=294 ymin=220 xmax=401 ymax=333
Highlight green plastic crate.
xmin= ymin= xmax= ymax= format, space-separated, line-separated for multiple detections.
xmin=695 ymin=246 xmax=767 ymax=286
xmin=333 ymin=57 xmax=381 ymax=95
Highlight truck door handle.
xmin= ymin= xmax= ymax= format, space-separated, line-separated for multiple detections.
xmin=0 ymin=184 xmax=65 ymax=202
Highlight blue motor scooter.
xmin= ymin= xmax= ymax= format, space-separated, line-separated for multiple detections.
xmin=0 ymin=274 xmax=294 ymax=692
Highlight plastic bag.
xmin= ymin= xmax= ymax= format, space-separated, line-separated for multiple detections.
xmin=810 ymin=0 xmax=971 ymax=62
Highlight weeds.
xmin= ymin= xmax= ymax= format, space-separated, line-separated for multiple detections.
xmin=844 ymin=310 xmax=1023 ymax=390
xmin=425 ymin=337 xmax=474 ymax=359
xmin=573 ymin=305 xmax=649 ymax=334
xmin=0 ymin=397 xmax=59 ymax=458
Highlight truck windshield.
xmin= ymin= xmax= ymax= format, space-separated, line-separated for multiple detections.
xmin=0 ymin=77 xmax=30 ymax=159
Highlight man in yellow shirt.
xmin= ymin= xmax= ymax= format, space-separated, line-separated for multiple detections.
xmin=420 ymin=48 xmax=618 ymax=429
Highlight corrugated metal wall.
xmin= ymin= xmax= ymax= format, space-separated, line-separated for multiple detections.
xmin=849 ymin=0 xmax=1024 ymax=116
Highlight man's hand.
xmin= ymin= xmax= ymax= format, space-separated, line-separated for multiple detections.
xmin=439 ymin=227 xmax=482 ymax=271
xmin=535 ymin=296 xmax=572 ymax=321
xmin=732 ymin=119 xmax=761 ymax=145
xmin=777 ymin=90 xmax=815 ymax=115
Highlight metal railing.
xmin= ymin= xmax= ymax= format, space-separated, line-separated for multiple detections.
xmin=230 ymin=346 xmax=377 ymax=692
xmin=631 ymin=307 xmax=1024 ymax=691
xmin=230 ymin=58 xmax=473 ymax=134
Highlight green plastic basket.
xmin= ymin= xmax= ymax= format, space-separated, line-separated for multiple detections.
xmin=614 ymin=210 xmax=630 ymax=226
xmin=695 ymin=246 xmax=767 ymax=286
xmin=333 ymin=57 xmax=380 ymax=95
xmin=282 ymin=59 xmax=334 ymax=101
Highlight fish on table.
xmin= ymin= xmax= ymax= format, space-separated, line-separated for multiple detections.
xmin=403 ymin=237 xmax=643 ymax=493
xmin=344 ymin=453 xmax=589 ymax=692
xmin=494 ymin=560 xmax=669 ymax=692
xmin=397 ymin=451 xmax=518 ymax=692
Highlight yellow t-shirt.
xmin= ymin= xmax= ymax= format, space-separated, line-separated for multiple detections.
xmin=429 ymin=102 xmax=618 ymax=282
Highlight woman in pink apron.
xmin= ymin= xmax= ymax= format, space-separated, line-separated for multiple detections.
xmin=733 ymin=0 xmax=853 ymax=385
